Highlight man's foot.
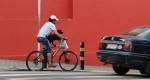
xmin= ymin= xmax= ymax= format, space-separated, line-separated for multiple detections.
xmin=42 ymin=60 xmax=48 ymax=68
xmin=42 ymin=63 xmax=47 ymax=68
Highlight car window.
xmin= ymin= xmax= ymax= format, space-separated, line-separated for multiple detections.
xmin=123 ymin=28 xmax=150 ymax=36
xmin=138 ymin=30 xmax=150 ymax=40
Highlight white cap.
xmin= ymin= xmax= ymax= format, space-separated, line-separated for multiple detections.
xmin=50 ymin=15 xmax=59 ymax=21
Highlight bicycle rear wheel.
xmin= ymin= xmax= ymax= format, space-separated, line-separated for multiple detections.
xmin=26 ymin=51 xmax=44 ymax=71
xmin=59 ymin=50 xmax=78 ymax=71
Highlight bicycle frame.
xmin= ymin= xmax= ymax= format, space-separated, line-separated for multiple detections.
xmin=49 ymin=39 xmax=68 ymax=64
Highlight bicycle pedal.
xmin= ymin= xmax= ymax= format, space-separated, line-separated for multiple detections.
xmin=48 ymin=64 xmax=57 ymax=67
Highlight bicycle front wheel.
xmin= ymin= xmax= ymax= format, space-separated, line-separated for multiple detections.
xmin=59 ymin=50 xmax=78 ymax=71
xmin=26 ymin=51 xmax=44 ymax=71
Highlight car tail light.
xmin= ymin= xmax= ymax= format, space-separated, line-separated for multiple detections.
xmin=123 ymin=40 xmax=132 ymax=51
xmin=98 ymin=36 xmax=106 ymax=49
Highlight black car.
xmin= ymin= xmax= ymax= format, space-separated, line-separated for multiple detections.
xmin=96 ymin=27 xmax=150 ymax=76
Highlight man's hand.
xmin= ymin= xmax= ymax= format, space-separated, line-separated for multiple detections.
xmin=53 ymin=30 xmax=68 ymax=40
xmin=53 ymin=30 xmax=63 ymax=39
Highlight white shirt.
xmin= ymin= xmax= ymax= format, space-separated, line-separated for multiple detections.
xmin=37 ymin=22 xmax=56 ymax=38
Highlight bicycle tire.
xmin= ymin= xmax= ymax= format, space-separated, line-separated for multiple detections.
xmin=58 ymin=50 xmax=78 ymax=71
xmin=26 ymin=51 xmax=44 ymax=71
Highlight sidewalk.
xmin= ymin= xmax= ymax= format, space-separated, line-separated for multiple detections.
xmin=0 ymin=59 xmax=27 ymax=71
xmin=0 ymin=59 xmax=140 ymax=75
xmin=0 ymin=59 xmax=112 ymax=72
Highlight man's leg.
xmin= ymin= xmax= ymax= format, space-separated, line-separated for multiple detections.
xmin=37 ymin=37 xmax=51 ymax=68
xmin=42 ymin=38 xmax=51 ymax=68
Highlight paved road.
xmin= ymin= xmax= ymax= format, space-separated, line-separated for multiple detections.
xmin=0 ymin=70 xmax=148 ymax=80
xmin=0 ymin=59 xmax=149 ymax=80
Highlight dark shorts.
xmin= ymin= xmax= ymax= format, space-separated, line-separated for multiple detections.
xmin=37 ymin=37 xmax=51 ymax=53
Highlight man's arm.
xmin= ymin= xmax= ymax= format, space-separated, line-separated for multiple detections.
xmin=53 ymin=30 xmax=64 ymax=39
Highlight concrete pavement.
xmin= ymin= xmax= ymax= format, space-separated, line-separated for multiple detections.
xmin=0 ymin=59 xmax=112 ymax=71
xmin=0 ymin=59 xmax=139 ymax=74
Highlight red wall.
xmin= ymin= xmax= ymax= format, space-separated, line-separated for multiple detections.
xmin=0 ymin=0 xmax=150 ymax=65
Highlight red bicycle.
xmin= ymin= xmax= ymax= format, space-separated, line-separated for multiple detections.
xmin=26 ymin=39 xmax=78 ymax=71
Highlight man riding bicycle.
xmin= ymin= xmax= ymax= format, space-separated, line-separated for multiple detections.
xmin=37 ymin=15 xmax=66 ymax=68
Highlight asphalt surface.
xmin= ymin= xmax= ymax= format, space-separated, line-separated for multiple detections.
xmin=0 ymin=71 xmax=148 ymax=80
xmin=0 ymin=59 xmax=149 ymax=80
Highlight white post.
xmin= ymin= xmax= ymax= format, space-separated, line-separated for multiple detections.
xmin=38 ymin=0 xmax=41 ymax=51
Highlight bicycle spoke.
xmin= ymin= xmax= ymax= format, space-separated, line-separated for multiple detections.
xmin=59 ymin=51 xmax=78 ymax=71
xmin=26 ymin=51 xmax=44 ymax=71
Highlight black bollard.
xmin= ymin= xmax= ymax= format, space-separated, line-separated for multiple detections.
xmin=80 ymin=41 xmax=84 ymax=70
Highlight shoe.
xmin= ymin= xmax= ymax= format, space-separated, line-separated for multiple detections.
xmin=42 ymin=60 xmax=48 ymax=68
xmin=43 ymin=63 xmax=47 ymax=68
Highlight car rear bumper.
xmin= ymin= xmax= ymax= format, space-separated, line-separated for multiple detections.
xmin=96 ymin=50 xmax=149 ymax=65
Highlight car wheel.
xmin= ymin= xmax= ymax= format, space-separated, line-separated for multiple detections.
xmin=139 ymin=68 xmax=146 ymax=75
xmin=145 ymin=61 xmax=150 ymax=76
xmin=112 ymin=64 xmax=129 ymax=75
